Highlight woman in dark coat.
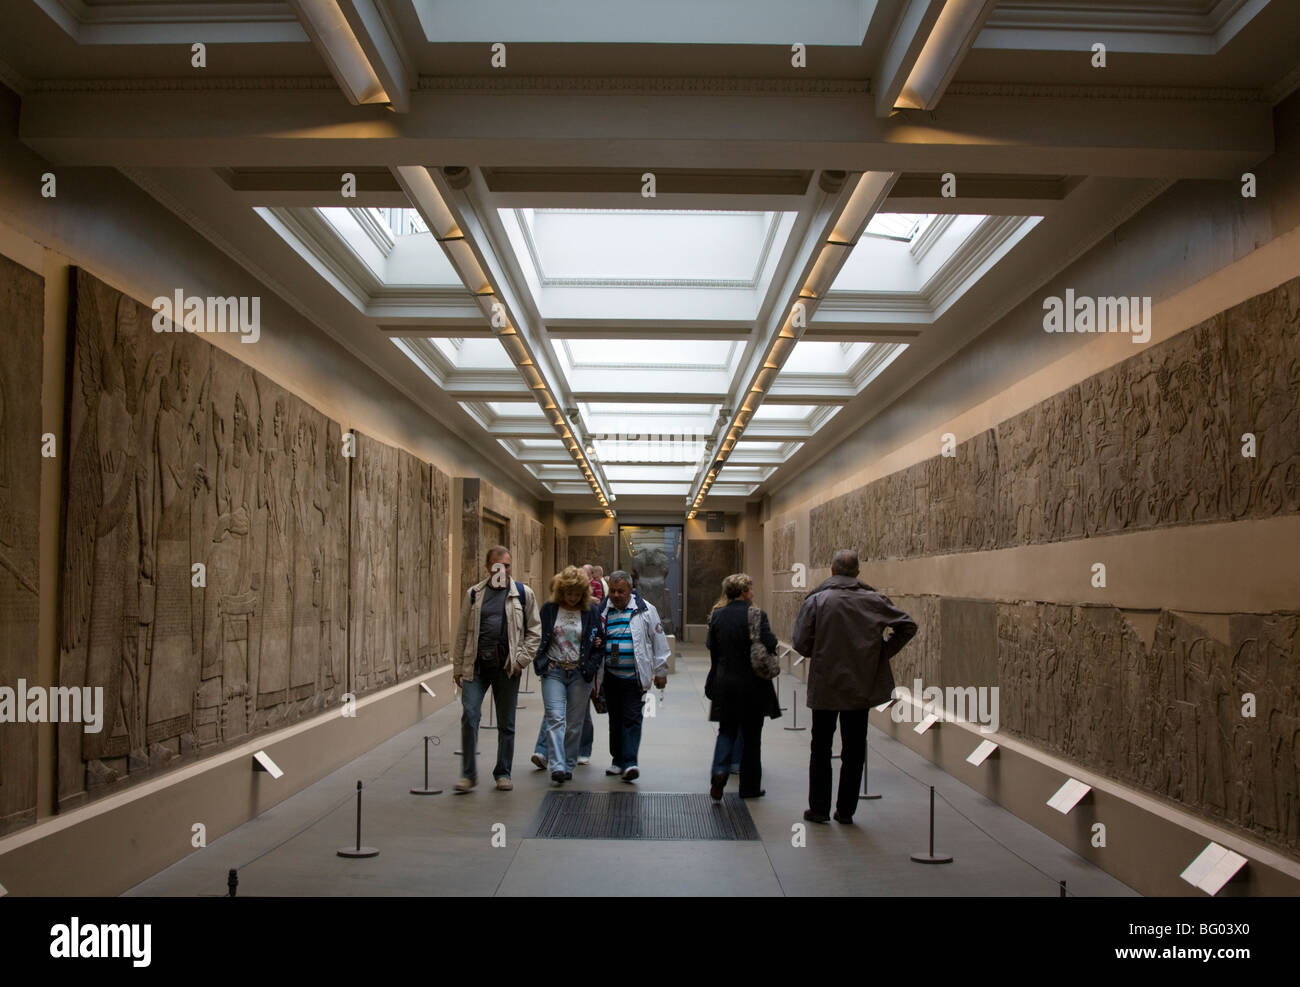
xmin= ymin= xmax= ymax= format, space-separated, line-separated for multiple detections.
xmin=705 ymin=572 xmax=780 ymax=800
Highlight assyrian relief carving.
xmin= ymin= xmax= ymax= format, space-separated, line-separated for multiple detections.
xmin=772 ymin=521 xmax=795 ymax=573
xmin=809 ymin=276 xmax=1300 ymax=567
xmin=997 ymin=604 xmax=1300 ymax=853
xmin=686 ymin=539 xmax=738 ymax=625
xmin=350 ymin=433 xmax=397 ymax=694
xmin=431 ymin=466 xmax=451 ymax=659
xmin=59 ymin=270 xmax=375 ymax=808
xmin=1225 ymin=277 xmax=1300 ymax=520
xmin=0 ymin=256 xmax=42 ymax=835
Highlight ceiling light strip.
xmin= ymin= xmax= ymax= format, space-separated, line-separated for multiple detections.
xmin=687 ymin=170 xmax=897 ymax=513
xmin=392 ymin=165 xmax=613 ymax=508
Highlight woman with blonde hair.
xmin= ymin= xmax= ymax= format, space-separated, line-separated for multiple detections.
xmin=531 ymin=566 xmax=604 ymax=782
xmin=704 ymin=572 xmax=780 ymax=800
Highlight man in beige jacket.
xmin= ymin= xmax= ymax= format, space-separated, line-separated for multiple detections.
xmin=452 ymin=546 xmax=541 ymax=792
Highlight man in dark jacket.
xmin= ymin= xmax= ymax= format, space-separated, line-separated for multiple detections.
xmin=793 ymin=549 xmax=916 ymax=824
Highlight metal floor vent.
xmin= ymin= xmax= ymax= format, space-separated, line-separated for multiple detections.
xmin=528 ymin=791 xmax=760 ymax=841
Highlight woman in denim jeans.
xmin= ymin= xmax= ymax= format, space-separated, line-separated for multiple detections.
xmin=533 ymin=566 xmax=605 ymax=783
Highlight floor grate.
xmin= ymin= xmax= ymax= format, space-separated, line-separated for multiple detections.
xmin=527 ymin=791 xmax=760 ymax=841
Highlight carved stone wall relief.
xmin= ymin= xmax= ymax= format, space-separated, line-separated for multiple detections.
xmin=0 ymin=255 xmax=42 ymax=834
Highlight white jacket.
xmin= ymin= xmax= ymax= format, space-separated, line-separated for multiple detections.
xmin=596 ymin=592 xmax=671 ymax=691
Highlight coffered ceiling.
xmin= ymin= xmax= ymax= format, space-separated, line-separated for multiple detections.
xmin=5 ymin=0 xmax=1298 ymax=516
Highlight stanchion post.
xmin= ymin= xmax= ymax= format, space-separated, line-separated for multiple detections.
xmin=337 ymin=780 xmax=380 ymax=858
xmin=227 ymin=868 xmax=238 ymax=898
xmin=910 ymin=785 xmax=953 ymax=864
xmin=411 ymin=735 xmax=443 ymax=795
xmin=784 ymin=688 xmax=806 ymax=731
xmin=859 ymin=735 xmax=881 ymax=800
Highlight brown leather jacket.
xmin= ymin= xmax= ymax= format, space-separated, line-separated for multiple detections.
xmin=793 ymin=575 xmax=917 ymax=710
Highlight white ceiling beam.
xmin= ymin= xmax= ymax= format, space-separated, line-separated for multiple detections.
xmin=336 ymin=0 xmax=414 ymax=113
xmin=288 ymin=1 xmax=393 ymax=107
xmin=892 ymin=0 xmax=1000 ymax=113
xmin=22 ymin=88 xmax=1273 ymax=179
xmin=874 ymin=0 xmax=945 ymax=117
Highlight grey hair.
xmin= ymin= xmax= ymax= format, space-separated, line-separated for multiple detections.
xmin=607 ymin=569 xmax=633 ymax=586
xmin=831 ymin=549 xmax=859 ymax=577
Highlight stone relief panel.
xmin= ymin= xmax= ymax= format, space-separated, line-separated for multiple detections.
xmin=396 ymin=450 xmax=432 ymax=682
xmin=997 ymin=603 xmax=1300 ymax=853
xmin=0 ymin=255 xmax=42 ymax=835
xmin=808 ymin=277 xmax=1299 ymax=565
xmin=1225 ymin=277 xmax=1300 ymax=520
xmin=769 ymin=590 xmax=804 ymax=647
xmin=566 ymin=534 xmax=616 ymax=576
xmin=686 ymin=539 xmax=738 ymax=625
xmin=939 ymin=598 xmax=998 ymax=690
xmin=57 ymin=270 xmax=349 ymax=808
xmin=889 ymin=595 xmax=940 ymax=691
xmin=430 ymin=466 xmax=451 ymax=661
xmin=772 ymin=521 xmax=795 ymax=573
xmin=350 ymin=432 xmax=397 ymax=695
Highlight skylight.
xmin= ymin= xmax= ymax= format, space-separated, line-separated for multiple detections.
xmin=563 ymin=339 xmax=735 ymax=368
xmin=864 ymin=213 xmax=932 ymax=242
xmin=507 ymin=209 xmax=786 ymax=284
xmin=373 ymin=207 xmax=428 ymax=237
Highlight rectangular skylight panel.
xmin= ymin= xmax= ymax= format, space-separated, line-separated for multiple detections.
xmin=525 ymin=211 xmax=775 ymax=282
xmin=603 ymin=464 xmax=697 ymax=481
xmin=781 ymin=340 xmax=872 ymax=373
xmin=487 ymin=401 xmax=547 ymax=418
xmin=750 ymin=404 xmax=818 ymax=421
xmin=609 ymin=482 xmax=694 ymax=496
xmin=565 ymin=339 xmax=735 ymax=368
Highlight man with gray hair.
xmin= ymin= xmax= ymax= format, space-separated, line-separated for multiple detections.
xmin=595 ymin=570 xmax=670 ymax=781
xmin=793 ymin=548 xmax=916 ymax=824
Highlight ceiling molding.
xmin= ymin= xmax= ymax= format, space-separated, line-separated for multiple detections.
xmin=943 ymin=81 xmax=1268 ymax=102
xmin=32 ymin=0 xmax=308 ymax=44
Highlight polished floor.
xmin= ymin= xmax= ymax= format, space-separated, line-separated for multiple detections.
xmin=128 ymin=645 xmax=1136 ymax=897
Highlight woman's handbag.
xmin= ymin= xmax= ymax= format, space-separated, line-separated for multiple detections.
xmin=747 ymin=606 xmax=781 ymax=680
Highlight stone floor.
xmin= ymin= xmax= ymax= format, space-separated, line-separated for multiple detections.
xmin=128 ymin=646 xmax=1136 ymax=897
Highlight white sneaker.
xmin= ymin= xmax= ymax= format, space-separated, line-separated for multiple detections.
xmin=530 ymin=753 xmax=546 ymax=770
xmin=577 ymin=756 xmax=591 ymax=765
xmin=605 ymin=764 xmax=624 ymax=776
xmin=622 ymin=765 xmax=640 ymax=782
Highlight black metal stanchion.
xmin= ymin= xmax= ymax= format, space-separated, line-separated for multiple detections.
xmin=783 ymin=688 xmax=806 ymax=731
xmin=1059 ymin=880 xmax=1067 ymax=897
xmin=483 ymin=692 xmax=497 ymax=731
xmin=859 ymin=736 xmax=881 ymax=800
xmin=227 ymin=868 xmax=238 ymax=897
xmin=337 ymin=780 xmax=380 ymax=858
xmin=411 ymin=735 xmax=443 ymax=795
xmin=910 ymin=786 xmax=952 ymax=864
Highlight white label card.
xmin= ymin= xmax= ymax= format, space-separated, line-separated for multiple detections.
xmin=914 ymin=713 xmax=940 ymax=734
xmin=967 ymin=740 xmax=999 ymax=765
xmin=1046 ymin=778 xmax=1091 ymax=813
xmin=253 ymin=750 xmax=284 ymax=779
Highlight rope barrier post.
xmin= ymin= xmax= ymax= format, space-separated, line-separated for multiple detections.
xmin=337 ymin=780 xmax=380 ymax=858
xmin=1060 ymin=880 xmax=1067 ymax=897
xmin=783 ymin=687 xmax=806 ymax=731
xmin=227 ymin=868 xmax=238 ymax=898
xmin=859 ymin=734 xmax=881 ymax=800
xmin=910 ymin=785 xmax=953 ymax=864
xmin=411 ymin=735 xmax=443 ymax=795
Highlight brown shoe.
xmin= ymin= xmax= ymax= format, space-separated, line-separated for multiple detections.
xmin=710 ymin=773 xmax=726 ymax=800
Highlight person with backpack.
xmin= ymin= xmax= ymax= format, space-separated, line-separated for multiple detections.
xmin=452 ymin=545 xmax=541 ymax=792
xmin=705 ymin=573 xmax=780 ymax=800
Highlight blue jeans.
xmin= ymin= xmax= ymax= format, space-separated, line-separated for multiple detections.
xmin=536 ymin=694 xmax=594 ymax=758
xmin=540 ymin=666 xmax=593 ymax=773
xmin=712 ymin=714 xmax=764 ymax=795
xmin=460 ymin=660 xmax=520 ymax=782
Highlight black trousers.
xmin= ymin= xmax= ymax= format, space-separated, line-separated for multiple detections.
xmin=718 ymin=713 xmax=766 ymax=796
xmin=809 ymin=709 xmax=868 ymax=817
xmin=602 ymin=673 xmax=644 ymax=768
